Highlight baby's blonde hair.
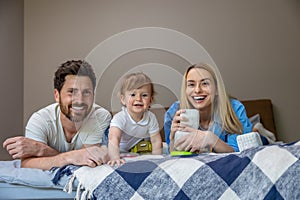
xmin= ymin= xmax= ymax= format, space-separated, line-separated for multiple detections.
xmin=120 ymin=72 xmax=155 ymax=96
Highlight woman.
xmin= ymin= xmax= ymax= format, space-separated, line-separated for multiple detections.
xmin=164 ymin=63 xmax=252 ymax=153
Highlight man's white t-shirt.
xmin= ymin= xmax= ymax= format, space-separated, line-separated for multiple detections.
xmin=110 ymin=107 xmax=160 ymax=152
xmin=25 ymin=103 xmax=111 ymax=153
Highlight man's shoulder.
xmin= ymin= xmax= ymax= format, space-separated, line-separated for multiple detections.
xmin=93 ymin=104 xmax=110 ymax=113
xmin=91 ymin=104 xmax=112 ymax=119
xmin=32 ymin=103 xmax=59 ymax=118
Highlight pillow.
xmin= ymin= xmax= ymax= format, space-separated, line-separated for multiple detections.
xmin=249 ymin=113 xmax=261 ymax=126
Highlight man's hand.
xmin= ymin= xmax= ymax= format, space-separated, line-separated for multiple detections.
xmin=67 ymin=145 xmax=109 ymax=168
xmin=3 ymin=136 xmax=58 ymax=159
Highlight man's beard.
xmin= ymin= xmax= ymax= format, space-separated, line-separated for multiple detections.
xmin=59 ymin=99 xmax=92 ymax=123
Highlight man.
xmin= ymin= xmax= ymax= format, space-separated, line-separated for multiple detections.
xmin=3 ymin=60 xmax=111 ymax=170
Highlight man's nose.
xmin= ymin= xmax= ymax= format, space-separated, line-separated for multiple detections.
xmin=72 ymin=92 xmax=83 ymax=102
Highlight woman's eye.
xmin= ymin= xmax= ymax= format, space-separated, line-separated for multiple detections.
xmin=201 ymin=81 xmax=210 ymax=86
xmin=187 ymin=83 xmax=195 ymax=87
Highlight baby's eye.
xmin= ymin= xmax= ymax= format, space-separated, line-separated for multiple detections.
xmin=130 ymin=93 xmax=136 ymax=97
xmin=142 ymin=94 xmax=150 ymax=98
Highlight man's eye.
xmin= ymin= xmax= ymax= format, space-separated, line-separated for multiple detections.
xmin=72 ymin=90 xmax=78 ymax=95
xmin=67 ymin=89 xmax=73 ymax=94
xmin=83 ymin=91 xmax=92 ymax=96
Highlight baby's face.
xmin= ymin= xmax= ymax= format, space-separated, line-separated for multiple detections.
xmin=121 ymin=84 xmax=153 ymax=117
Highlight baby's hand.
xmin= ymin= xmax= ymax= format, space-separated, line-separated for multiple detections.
xmin=107 ymin=158 xmax=126 ymax=167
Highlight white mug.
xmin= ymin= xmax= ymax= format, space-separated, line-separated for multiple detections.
xmin=174 ymin=109 xmax=199 ymax=143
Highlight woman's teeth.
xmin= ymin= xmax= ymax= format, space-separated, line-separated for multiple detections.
xmin=194 ymin=96 xmax=205 ymax=100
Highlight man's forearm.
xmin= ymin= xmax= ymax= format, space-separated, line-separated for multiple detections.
xmin=21 ymin=145 xmax=108 ymax=170
xmin=36 ymin=141 xmax=60 ymax=157
xmin=21 ymin=151 xmax=72 ymax=170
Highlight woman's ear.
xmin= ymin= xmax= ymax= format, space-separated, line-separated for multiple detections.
xmin=54 ymin=89 xmax=60 ymax=103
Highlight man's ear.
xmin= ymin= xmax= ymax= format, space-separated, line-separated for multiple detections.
xmin=54 ymin=89 xmax=60 ymax=103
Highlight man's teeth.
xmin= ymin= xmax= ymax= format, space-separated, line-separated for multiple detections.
xmin=72 ymin=106 xmax=84 ymax=110
xmin=194 ymin=96 xmax=205 ymax=100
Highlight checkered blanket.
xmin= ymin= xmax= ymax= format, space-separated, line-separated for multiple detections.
xmin=63 ymin=142 xmax=300 ymax=200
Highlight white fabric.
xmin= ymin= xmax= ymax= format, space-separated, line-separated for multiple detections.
xmin=25 ymin=103 xmax=111 ymax=152
xmin=254 ymin=122 xmax=277 ymax=143
xmin=110 ymin=107 xmax=159 ymax=152
xmin=65 ymin=165 xmax=114 ymax=200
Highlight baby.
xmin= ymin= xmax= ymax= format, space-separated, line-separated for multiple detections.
xmin=108 ymin=72 xmax=162 ymax=166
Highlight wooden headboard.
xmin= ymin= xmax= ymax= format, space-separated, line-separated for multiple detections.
xmin=240 ymin=99 xmax=277 ymax=136
xmin=150 ymin=99 xmax=277 ymax=142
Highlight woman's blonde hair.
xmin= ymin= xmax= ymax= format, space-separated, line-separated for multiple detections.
xmin=119 ymin=72 xmax=155 ymax=96
xmin=180 ymin=63 xmax=243 ymax=134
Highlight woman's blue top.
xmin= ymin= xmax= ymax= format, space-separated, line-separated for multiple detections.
xmin=163 ymin=99 xmax=253 ymax=152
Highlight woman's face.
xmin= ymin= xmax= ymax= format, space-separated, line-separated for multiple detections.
xmin=185 ymin=68 xmax=216 ymax=111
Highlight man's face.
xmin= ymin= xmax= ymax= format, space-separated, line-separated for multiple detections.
xmin=55 ymin=75 xmax=94 ymax=122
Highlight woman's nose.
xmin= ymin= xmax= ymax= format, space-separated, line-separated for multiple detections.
xmin=194 ymin=84 xmax=202 ymax=92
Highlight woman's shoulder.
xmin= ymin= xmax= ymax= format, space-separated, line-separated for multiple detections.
xmin=164 ymin=101 xmax=180 ymax=119
xmin=229 ymin=98 xmax=244 ymax=108
xmin=229 ymin=98 xmax=247 ymax=115
xmin=168 ymin=101 xmax=180 ymax=111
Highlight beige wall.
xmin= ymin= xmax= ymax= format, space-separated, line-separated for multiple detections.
xmin=1 ymin=0 xmax=299 ymax=160
xmin=21 ymin=0 xmax=300 ymax=145
xmin=0 ymin=0 xmax=23 ymax=160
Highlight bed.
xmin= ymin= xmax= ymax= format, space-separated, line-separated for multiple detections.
xmin=61 ymin=142 xmax=300 ymax=200
xmin=1 ymin=142 xmax=299 ymax=200
xmin=0 ymin=99 xmax=300 ymax=199
xmin=0 ymin=160 xmax=76 ymax=200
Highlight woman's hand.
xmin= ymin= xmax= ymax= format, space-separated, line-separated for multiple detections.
xmin=174 ymin=127 xmax=218 ymax=152
xmin=170 ymin=110 xmax=188 ymax=141
xmin=174 ymin=126 xmax=234 ymax=153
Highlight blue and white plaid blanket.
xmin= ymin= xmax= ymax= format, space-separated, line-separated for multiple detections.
xmin=62 ymin=142 xmax=300 ymax=200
